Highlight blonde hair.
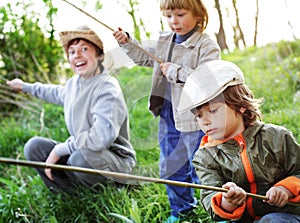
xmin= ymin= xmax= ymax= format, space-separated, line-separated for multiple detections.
xmin=160 ymin=0 xmax=208 ymax=32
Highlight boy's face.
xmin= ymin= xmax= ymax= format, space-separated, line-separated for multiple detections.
xmin=68 ymin=39 xmax=100 ymax=79
xmin=194 ymin=101 xmax=245 ymax=140
xmin=164 ymin=8 xmax=199 ymax=35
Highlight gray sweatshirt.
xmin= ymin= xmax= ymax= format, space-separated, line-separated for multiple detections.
xmin=23 ymin=70 xmax=136 ymax=167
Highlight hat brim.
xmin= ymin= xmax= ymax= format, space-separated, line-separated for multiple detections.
xmin=177 ymin=60 xmax=244 ymax=114
xmin=59 ymin=30 xmax=104 ymax=56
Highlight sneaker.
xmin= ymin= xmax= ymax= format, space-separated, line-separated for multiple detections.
xmin=164 ymin=215 xmax=180 ymax=223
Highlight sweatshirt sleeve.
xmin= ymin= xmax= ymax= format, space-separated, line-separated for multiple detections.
xmin=23 ymin=82 xmax=65 ymax=105
xmin=120 ymin=38 xmax=156 ymax=67
xmin=54 ymin=136 xmax=78 ymax=157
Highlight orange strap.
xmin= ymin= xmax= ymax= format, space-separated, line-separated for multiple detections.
xmin=234 ymin=134 xmax=258 ymax=219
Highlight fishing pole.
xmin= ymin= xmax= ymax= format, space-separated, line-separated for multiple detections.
xmin=61 ymin=0 xmax=163 ymax=64
xmin=0 ymin=157 xmax=299 ymax=207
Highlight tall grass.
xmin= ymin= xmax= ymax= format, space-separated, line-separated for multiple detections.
xmin=0 ymin=40 xmax=300 ymax=222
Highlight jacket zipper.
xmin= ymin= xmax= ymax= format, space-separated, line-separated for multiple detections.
xmin=234 ymin=134 xmax=259 ymax=219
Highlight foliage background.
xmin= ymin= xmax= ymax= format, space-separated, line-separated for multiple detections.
xmin=0 ymin=0 xmax=300 ymax=222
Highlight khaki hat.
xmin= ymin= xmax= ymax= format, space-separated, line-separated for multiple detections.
xmin=177 ymin=60 xmax=244 ymax=114
xmin=59 ymin=25 xmax=104 ymax=57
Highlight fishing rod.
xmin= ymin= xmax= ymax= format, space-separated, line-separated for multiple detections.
xmin=0 ymin=157 xmax=299 ymax=207
xmin=61 ymin=0 xmax=163 ymax=64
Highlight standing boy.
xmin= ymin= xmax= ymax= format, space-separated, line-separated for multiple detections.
xmin=114 ymin=1 xmax=220 ymax=221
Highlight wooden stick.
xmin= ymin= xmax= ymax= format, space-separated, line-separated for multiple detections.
xmin=61 ymin=0 xmax=163 ymax=63
xmin=0 ymin=157 xmax=298 ymax=207
xmin=61 ymin=0 xmax=114 ymax=31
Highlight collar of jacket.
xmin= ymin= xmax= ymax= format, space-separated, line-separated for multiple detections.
xmin=199 ymin=122 xmax=264 ymax=149
xmin=159 ymin=30 xmax=204 ymax=48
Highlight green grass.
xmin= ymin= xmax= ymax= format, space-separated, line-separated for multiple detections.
xmin=0 ymin=40 xmax=300 ymax=222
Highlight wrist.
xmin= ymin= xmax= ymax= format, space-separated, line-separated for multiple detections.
xmin=221 ymin=196 xmax=239 ymax=213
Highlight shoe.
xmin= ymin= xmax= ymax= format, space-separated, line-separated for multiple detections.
xmin=164 ymin=215 xmax=180 ymax=223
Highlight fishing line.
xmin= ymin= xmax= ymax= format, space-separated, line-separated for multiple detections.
xmin=61 ymin=0 xmax=163 ymax=63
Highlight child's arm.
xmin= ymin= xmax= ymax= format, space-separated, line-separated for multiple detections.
xmin=273 ymin=176 xmax=300 ymax=204
xmin=6 ymin=78 xmax=24 ymax=92
xmin=113 ymin=28 xmax=129 ymax=44
xmin=211 ymin=183 xmax=247 ymax=220
xmin=273 ymin=127 xmax=300 ymax=204
xmin=162 ymin=35 xmax=220 ymax=84
xmin=265 ymin=185 xmax=293 ymax=207
xmin=112 ymin=28 xmax=157 ymax=67
xmin=221 ymin=182 xmax=247 ymax=212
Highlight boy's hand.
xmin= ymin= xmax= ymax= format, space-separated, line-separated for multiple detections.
xmin=45 ymin=150 xmax=60 ymax=181
xmin=221 ymin=182 xmax=247 ymax=212
xmin=113 ymin=28 xmax=129 ymax=44
xmin=160 ymin=62 xmax=171 ymax=76
xmin=265 ymin=186 xmax=293 ymax=207
xmin=6 ymin=78 xmax=24 ymax=92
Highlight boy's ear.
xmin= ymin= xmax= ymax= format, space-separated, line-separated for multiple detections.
xmin=98 ymin=54 xmax=104 ymax=62
xmin=240 ymin=107 xmax=246 ymax=114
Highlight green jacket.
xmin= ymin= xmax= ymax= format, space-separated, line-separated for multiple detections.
xmin=193 ymin=122 xmax=300 ymax=222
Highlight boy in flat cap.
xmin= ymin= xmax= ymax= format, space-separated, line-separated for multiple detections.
xmin=7 ymin=25 xmax=136 ymax=192
xmin=178 ymin=60 xmax=300 ymax=223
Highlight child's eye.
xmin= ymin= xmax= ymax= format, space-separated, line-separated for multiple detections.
xmin=68 ymin=50 xmax=75 ymax=55
xmin=81 ymin=47 xmax=88 ymax=52
xmin=193 ymin=113 xmax=202 ymax=122
xmin=210 ymin=108 xmax=218 ymax=114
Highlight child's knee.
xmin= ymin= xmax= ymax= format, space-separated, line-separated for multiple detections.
xmin=24 ymin=136 xmax=42 ymax=159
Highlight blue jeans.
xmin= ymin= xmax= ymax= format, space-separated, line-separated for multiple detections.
xmin=159 ymin=99 xmax=204 ymax=217
xmin=254 ymin=212 xmax=300 ymax=223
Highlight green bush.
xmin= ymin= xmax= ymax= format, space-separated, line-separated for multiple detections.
xmin=0 ymin=40 xmax=300 ymax=222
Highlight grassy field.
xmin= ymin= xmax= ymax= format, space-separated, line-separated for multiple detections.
xmin=0 ymin=40 xmax=300 ymax=222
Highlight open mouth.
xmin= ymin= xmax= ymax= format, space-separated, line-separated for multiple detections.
xmin=206 ymin=128 xmax=217 ymax=135
xmin=75 ymin=61 xmax=86 ymax=68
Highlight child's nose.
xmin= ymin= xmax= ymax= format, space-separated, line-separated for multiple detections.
xmin=202 ymin=115 xmax=211 ymax=126
xmin=74 ymin=51 xmax=80 ymax=57
xmin=171 ymin=16 xmax=178 ymax=24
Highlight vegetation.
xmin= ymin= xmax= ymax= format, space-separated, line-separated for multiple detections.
xmin=0 ymin=0 xmax=299 ymax=222
xmin=0 ymin=39 xmax=300 ymax=222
